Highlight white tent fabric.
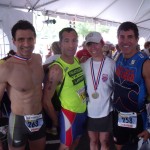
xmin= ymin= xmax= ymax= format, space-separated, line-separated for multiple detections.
xmin=0 ymin=0 xmax=150 ymax=40
xmin=0 ymin=7 xmax=32 ymax=53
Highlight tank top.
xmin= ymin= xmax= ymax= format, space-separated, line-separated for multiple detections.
xmin=113 ymin=52 xmax=148 ymax=112
xmin=53 ymin=57 xmax=86 ymax=113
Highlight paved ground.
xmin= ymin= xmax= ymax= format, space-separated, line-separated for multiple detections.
xmin=46 ymin=131 xmax=139 ymax=150
xmin=1 ymin=131 xmax=137 ymax=150
xmin=45 ymin=131 xmax=116 ymax=150
xmin=45 ymin=131 xmax=90 ymax=150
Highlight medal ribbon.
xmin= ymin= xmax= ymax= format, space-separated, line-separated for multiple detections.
xmin=90 ymin=57 xmax=105 ymax=91
xmin=13 ymin=54 xmax=31 ymax=61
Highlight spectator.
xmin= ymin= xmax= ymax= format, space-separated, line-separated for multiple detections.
xmin=45 ymin=41 xmax=61 ymax=63
xmin=102 ymin=41 xmax=115 ymax=58
xmin=112 ymin=44 xmax=122 ymax=61
xmin=43 ymin=41 xmax=61 ymax=72
xmin=76 ymin=41 xmax=91 ymax=63
xmin=141 ymin=41 xmax=150 ymax=57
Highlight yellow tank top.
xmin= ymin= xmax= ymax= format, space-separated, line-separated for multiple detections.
xmin=0 ymin=59 xmax=5 ymax=64
xmin=53 ymin=57 xmax=86 ymax=113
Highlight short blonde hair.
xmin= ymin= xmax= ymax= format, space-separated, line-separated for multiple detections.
xmin=50 ymin=41 xmax=61 ymax=54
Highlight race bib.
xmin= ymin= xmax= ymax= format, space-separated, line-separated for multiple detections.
xmin=24 ymin=114 xmax=43 ymax=132
xmin=118 ymin=112 xmax=137 ymax=128
xmin=77 ymin=87 xmax=87 ymax=103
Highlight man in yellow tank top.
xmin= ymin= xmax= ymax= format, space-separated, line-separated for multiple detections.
xmin=43 ymin=27 xmax=87 ymax=150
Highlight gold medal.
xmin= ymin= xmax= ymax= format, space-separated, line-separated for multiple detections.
xmin=92 ymin=92 xmax=99 ymax=99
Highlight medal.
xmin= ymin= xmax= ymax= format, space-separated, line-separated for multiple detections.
xmin=90 ymin=57 xmax=105 ymax=100
xmin=92 ymin=92 xmax=99 ymax=99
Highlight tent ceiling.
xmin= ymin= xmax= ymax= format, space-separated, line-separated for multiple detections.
xmin=1 ymin=0 xmax=150 ymax=39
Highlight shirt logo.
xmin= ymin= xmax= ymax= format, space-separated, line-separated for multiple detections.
xmin=131 ymin=60 xmax=136 ymax=65
xmin=102 ymin=74 xmax=108 ymax=82
xmin=14 ymin=140 xmax=21 ymax=144
xmin=139 ymin=53 xmax=144 ymax=58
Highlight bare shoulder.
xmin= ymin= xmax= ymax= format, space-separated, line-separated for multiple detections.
xmin=32 ymin=53 xmax=42 ymax=64
xmin=143 ymin=59 xmax=150 ymax=77
xmin=0 ymin=60 xmax=11 ymax=82
xmin=0 ymin=59 xmax=11 ymax=70
xmin=48 ymin=64 xmax=63 ymax=83
xmin=32 ymin=53 xmax=42 ymax=58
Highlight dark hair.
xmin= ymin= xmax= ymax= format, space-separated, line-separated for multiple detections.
xmin=59 ymin=27 xmax=78 ymax=42
xmin=144 ymin=41 xmax=150 ymax=49
xmin=2 ymin=50 xmax=16 ymax=60
xmin=117 ymin=21 xmax=139 ymax=39
xmin=11 ymin=20 xmax=36 ymax=40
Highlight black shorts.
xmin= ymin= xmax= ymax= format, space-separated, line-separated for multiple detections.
xmin=113 ymin=110 xmax=143 ymax=145
xmin=87 ymin=112 xmax=113 ymax=132
xmin=7 ymin=112 xmax=46 ymax=147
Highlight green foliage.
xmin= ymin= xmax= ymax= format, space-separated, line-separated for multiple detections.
xmin=75 ymin=21 xmax=110 ymax=38
xmin=34 ymin=16 xmax=111 ymax=57
xmin=76 ymin=22 xmax=92 ymax=38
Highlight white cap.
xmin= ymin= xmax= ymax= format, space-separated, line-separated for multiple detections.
xmin=85 ymin=31 xmax=103 ymax=45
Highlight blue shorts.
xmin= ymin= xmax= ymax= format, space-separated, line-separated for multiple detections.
xmin=59 ymin=108 xmax=87 ymax=147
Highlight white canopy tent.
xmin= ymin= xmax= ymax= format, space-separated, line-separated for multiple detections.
xmin=0 ymin=7 xmax=32 ymax=58
xmin=0 ymin=0 xmax=150 ymax=40
xmin=0 ymin=0 xmax=150 ymax=58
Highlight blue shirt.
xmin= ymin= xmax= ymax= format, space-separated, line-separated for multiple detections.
xmin=113 ymin=52 xmax=148 ymax=112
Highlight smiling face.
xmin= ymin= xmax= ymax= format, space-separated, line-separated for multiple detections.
xmin=118 ymin=29 xmax=139 ymax=58
xmin=86 ymin=41 xmax=104 ymax=61
xmin=13 ymin=29 xmax=36 ymax=58
xmin=60 ymin=31 xmax=78 ymax=58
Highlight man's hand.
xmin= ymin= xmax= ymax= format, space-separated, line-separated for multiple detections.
xmin=138 ymin=130 xmax=150 ymax=141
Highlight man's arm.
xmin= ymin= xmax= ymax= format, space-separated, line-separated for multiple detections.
xmin=42 ymin=64 xmax=63 ymax=127
xmin=138 ymin=59 xmax=150 ymax=140
xmin=143 ymin=60 xmax=150 ymax=99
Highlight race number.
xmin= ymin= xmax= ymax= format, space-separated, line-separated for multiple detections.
xmin=24 ymin=114 xmax=43 ymax=132
xmin=118 ymin=112 xmax=137 ymax=128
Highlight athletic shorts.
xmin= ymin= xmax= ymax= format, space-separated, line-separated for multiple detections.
xmin=87 ymin=112 xmax=113 ymax=132
xmin=7 ymin=112 xmax=46 ymax=147
xmin=113 ymin=110 xmax=144 ymax=145
xmin=59 ymin=108 xmax=87 ymax=147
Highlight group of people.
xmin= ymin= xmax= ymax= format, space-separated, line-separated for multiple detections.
xmin=0 ymin=19 xmax=150 ymax=150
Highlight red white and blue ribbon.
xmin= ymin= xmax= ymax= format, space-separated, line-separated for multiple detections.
xmin=13 ymin=54 xmax=31 ymax=61
xmin=90 ymin=57 xmax=105 ymax=91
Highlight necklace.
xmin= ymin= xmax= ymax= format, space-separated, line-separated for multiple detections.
xmin=13 ymin=54 xmax=32 ymax=61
